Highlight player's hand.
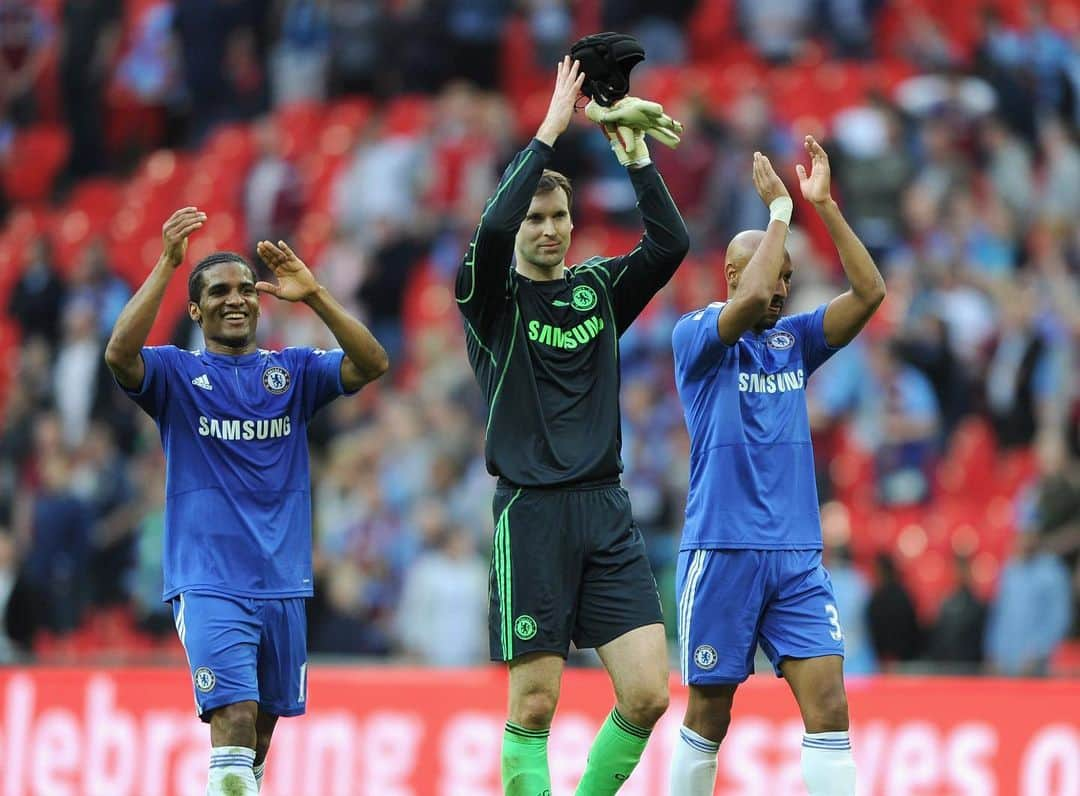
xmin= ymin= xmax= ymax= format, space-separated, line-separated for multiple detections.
xmin=161 ymin=207 xmax=206 ymax=268
xmin=585 ymin=96 xmax=684 ymax=149
xmin=255 ymin=240 xmax=320 ymax=302
xmin=751 ymin=151 xmax=789 ymax=207
xmin=796 ymin=135 xmax=832 ymax=206
xmin=536 ymin=56 xmax=585 ymax=145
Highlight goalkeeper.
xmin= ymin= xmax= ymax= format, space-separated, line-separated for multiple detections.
xmin=455 ymin=55 xmax=689 ymax=795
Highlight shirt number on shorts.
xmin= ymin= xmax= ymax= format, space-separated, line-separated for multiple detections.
xmin=825 ymin=604 xmax=843 ymax=641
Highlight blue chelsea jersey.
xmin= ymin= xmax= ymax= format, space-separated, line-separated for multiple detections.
xmin=672 ymin=302 xmax=841 ymax=550
xmin=122 ymin=346 xmax=350 ymax=600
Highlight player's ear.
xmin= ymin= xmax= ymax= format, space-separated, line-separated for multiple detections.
xmin=188 ymin=301 xmax=202 ymax=325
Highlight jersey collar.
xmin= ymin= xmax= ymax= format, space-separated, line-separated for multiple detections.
xmin=199 ymin=348 xmax=264 ymax=366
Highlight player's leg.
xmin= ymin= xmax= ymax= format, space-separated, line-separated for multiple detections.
xmin=505 ymin=652 xmax=565 ymax=794
xmin=573 ymin=623 xmax=667 ymax=795
xmin=253 ymin=597 xmax=309 ymax=793
xmin=573 ymin=487 xmax=667 ymax=795
xmin=761 ymin=551 xmax=854 ymax=796
xmin=173 ymin=592 xmax=261 ymax=795
xmin=669 ymin=549 xmax=766 ymax=796
xmin=490 ymin=487 xmax=581 ymax=795
xmin=253 ymin=712 xmax=278 ymax=791
xmin=782 ymin=655 xmax=854 ymax=795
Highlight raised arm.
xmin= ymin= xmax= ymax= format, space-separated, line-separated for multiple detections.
xmin=602 ymin=163 xmax=690 ymax=334
xmin=716 ymin=153 xmax=792 ymax=345
xmin=798 ymin=135 xmax=886 ymax=347
xmin=104 ymin=207 xmax=206 ymax=389
xmin=255 ymin=240 xmax=389 ymax=391
xmin=455 ymin=57 xmax=584 ymax=323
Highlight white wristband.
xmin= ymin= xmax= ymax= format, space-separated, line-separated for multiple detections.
xmin=769 ymin=196 xmax=793 ymax=226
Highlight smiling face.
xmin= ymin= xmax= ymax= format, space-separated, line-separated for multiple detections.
xmin=188 ymin=260 xmax=260 ymax=353
xmin=514 ymin=186 xmax=573 ymax=280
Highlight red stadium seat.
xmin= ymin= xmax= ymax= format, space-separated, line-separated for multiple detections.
xmin=2 ymin=125 xmax=69 ymax=203
xmin=275 ymin=102 xmax=325 ymax=161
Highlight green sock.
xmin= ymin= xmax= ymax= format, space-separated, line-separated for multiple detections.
xmin=502 ymin=722 xmax=551 ymax=796
xmin=575 ymin=708 xmax=652 ymax=795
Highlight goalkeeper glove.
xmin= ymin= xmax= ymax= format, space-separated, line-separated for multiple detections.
xmin=585 ymin=96 xmax=684 ymax=149
xmin=600 ymin=122 xmax=650 ymax=168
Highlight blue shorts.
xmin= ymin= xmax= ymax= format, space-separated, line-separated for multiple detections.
xmin=676 ymin=549 xmax=845 ymax=685
xmin=172 ymin=591 xmax=308 ymax=721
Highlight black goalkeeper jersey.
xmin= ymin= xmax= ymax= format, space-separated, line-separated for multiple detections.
xmin=456 ymin=139 xmax=689 ymax=487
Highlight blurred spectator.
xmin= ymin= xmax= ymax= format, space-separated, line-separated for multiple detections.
xmin=18 ymin=450 xmax=92 ymax=636
xmin=270 ymin=0 xmax=331 ymax=105
xmin=985 ymin=527 xmax=1072 ymax=676
xmin=0 ymin=531 xmax=18 ymax=661
xmin=736 ymin=0 xmax=813 ymax=64
xmin=892 ymin=312 xmax=971 ymax=441
xmin=823 ymin=534 xmax=877 ymax=675
xmin=985 ymin=278 xmax=1065 ymax=449
xmin=868 ymin=553 xmax=923 ymax=666
xmin=6 ymin=237 xmax=67 ymax=349
xmin=308 ymin=560 xmax=392 ymax=656
xmin=831 ymin=97 xmax=914 ymax=258
xmin=444 ymin=0 xmax=510 ymax=90
xmin=59 ymin=0 xmax=123 ymax=181
xmin=109 ymin=1 xmax=182 ymax=153
xmin=71 ymin=422 xmax=135 ymax=606
xmin=1035 ymin=115 xmax=1080 ymax=233
xmin=849 ymin=337 xmax=941 ymax=506
xmin=66 ymin=238 xmax=131 ymax=336
xmin=979 ymin=114 xmax=1035 ymax=226
xmin=524 ymin=0 xmax=572 ymax=68
xmin=601 ymin=0 xmax=694 ymax=65
xmin=927 ymin=555 xmax=986 ymax=672
xmin=822 ymin=0 xmax=884 ymax=59
xmin=395 ymin=526 xmax=487 ymax=666
xmin=244 ymin=116 xmax=302 ymax=257
xmin=173 ymin=0 xmax=270 ymax=144
xmin=52 ymin=299 xmax=111 ymax=448
xmin=129 ymin=450 xmax=170 ymax=635
xmin=327 ymin=0 xmax=388 ymax=96
xmin=1019 ymin=431 xmax=1080 ymax=633
xmin=0 ymin=0 xmax=53 ymax=126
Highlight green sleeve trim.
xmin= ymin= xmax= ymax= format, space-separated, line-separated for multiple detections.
xmin=457 ymin=152 xmax=534 ymax=305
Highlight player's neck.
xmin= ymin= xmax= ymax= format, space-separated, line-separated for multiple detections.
xmin=204 ymin=339 xmax=258 ymax=356
xmin=515 ymin=260 xmax=566 ymax=282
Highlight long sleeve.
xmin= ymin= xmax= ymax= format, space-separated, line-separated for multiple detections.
xmin=603 ymin=164 xmax=690 ymax=335
xmin=455 ymin=139 xmax=553 ymax=333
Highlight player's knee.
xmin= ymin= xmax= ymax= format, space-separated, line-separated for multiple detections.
xmin=804 ymin=685 xmax=849 ymax=732
xmin=514 ymin=688 xmax=559 ymax=728
xmin=620 ymin=682 xmax=669 ymax=729
xmin=211 ymin=702 xmax=258 ymax=746
xmin=686 ymin=694 xmax=733 ymax=743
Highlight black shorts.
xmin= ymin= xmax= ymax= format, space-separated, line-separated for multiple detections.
xmin=488 ymin=483 xmax=663 ymax=662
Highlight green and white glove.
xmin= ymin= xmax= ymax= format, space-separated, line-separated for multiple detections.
xmin=600 ymin=122 xmax=651 ymax=168
xmin=585 ymin=96 xmax=684 ymax=149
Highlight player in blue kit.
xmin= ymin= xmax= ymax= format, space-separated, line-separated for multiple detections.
xmin=104 ymin=207 xmax=388 ymax=795
xmin=667 ymin=138 xmax=886 ymax=796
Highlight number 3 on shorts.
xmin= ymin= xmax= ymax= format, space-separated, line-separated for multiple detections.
xmin=825 ymin=604 xmax=843 ymax=642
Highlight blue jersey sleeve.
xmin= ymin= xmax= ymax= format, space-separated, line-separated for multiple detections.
xmin=788 ymin=304 xmax=842 ymax=376
xmin=296 ymin=347 xmax=348 ymax=417
xmin=672 ymin=302 xmax=732 ymax=383
xmin=119 ymin=345 xmax=174 ymax=417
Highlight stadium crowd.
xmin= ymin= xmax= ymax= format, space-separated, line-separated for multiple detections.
xmin=0 ymin=0 xmax=1077 ymax=678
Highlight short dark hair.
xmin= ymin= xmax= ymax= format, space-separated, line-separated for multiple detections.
xmin=188 ymin=252 xmax=255 ymax=303
xmin=536 ymin=169 xmax=573 ymax=211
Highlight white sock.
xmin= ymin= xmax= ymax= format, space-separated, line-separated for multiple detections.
xmin=801 ymin=732 xmax=856 ymax=796
xmin=207 ymin=746 xmax=257 ymax=796
xmin=253 ymin=762 xmax=265 ymax=792
xmin=669 ymin=725 xmax=720 ymax=796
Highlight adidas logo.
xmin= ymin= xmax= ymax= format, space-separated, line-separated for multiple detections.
xmin=191 ymin=374 xmax=213 ymax=391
